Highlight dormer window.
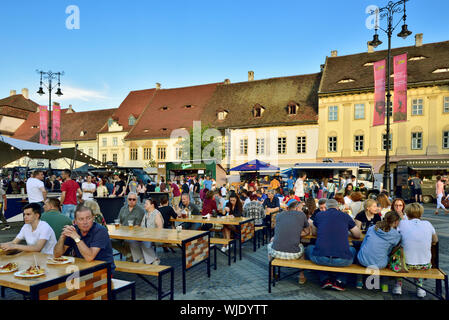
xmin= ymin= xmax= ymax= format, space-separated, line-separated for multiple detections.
xmin=433 ymin=68 xmax=449 ymax=74
xmin=184 ymin=105 xmax=192 ymax=109
xmin=108 ymin=118 xmax=113 ymax=127
xmin=363 ymin=62 xmax=375 ymax=67
xmin=161 ymin=106 xmax=169 ymax=111
xmin=409 ymin=56 xmax=427 ymax=61
xmin=253 ymin=105 xmax=265 ymax=118
xmin=31 ymin=125 xmax=39 ymax=129
xmin=128 ymin=115 xmax=136 ymax=126
xmin=337 ymin=78 xmax=355 ymax=84
xmin=287 ymin=103 xmax=298 ymax=115
xmin=217 ymin=110 xmax=229 ymax=121
xmin=80 ymin=130 xmax=87 ymax=137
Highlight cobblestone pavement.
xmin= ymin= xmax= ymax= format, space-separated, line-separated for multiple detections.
xmin=1 ymin=204 xmax=448 ymax=300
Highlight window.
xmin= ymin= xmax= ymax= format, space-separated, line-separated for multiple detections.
xmin=144 ymin=148 xmax=152 ymax=160
xmin=256 ymin=138 xmax=265 ymax=155
xmin=88 ymin=148 xmax=93 ymax=157
xmin=328 ymin=136 xmax=337 ymax=152
xmin=287 ymin=104 xmax=297 ymax=115
xmin=297 ymin=136 xmax=306 ymax=154
xmin=278 ymin=137 xmax=286 ymax=154
xmin=239 ymin=139 xmax=248 ymax=155
xmin=176 ymin=147 xmax=183 ymax=160
xmin=224 ymin=140 xmax=231 ymax=157
xmin=112 ymin=154 xmax=118 ymax=163
xmin=328 ymin=106 xmax=338 ymax=121
xmin=130 ymin=148 xmax=138 ymax=161
xmin=444 ymin=97 xmax=449 ymax=113
xmin=253 ymin=107 xmax=263 ymax=118
xmin=128 ymin=115 xmax=136 ymax=126
xmin=102 ymin=154 xmax=107 ymax=163
xmin=354 ymin=135 xmax=364 ymax=151
xmin=108 ymin=118 xmax=113 ymax=127
xmin=443 ymin=131 xmax=449 ymax=149
xmin=354 ymin=104 xmax=365 ymax=119
xmin=158 ymin=147 xmax=166 ymax=160
xmin=411 ymin=132 xmax=422 ymax=150
xmin=102 ymin=138 xmax=107 ymax=147
xmin=412 ymin=99 xmax=423 ymax=115
xmin=113 ymin=137 xmax=118 ymax=146
xmin=218 ymin=111 xmax=228 ymax=120
xmin=382 ymin=134 xmax=392 ymax=151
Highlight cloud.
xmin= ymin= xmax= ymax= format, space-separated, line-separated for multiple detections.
xmin=56 ymin=85 xmax=110 ymax=102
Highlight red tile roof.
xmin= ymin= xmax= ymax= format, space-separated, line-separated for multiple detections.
xmin=13 ymin=108 xmax=116 ymax=143
xmin=125 ymin=83 xmax=220 ymax=140
xmin=98 ymin=89 xmax=157 ymax=134
xmin=0 ymin=94 xmax=39 ymax=113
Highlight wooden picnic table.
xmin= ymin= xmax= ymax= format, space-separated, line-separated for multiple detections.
xmin=171 ymin=216 xmax=255 ymax=260
xmin=0 ymin=252 xmax=111 ymax=300
xmin=107 ymin=225 xmax=210 ymax=295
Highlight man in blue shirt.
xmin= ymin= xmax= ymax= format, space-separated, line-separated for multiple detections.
xmin=287 ymin=175 xmax=295 ymax=192
xmin=307 ymin=199 xmax=361 ymax=291
xmin=203 ymin=176 xmax=213 ymax=191
xmin=53 ymin=206 xmax=116 ymax=273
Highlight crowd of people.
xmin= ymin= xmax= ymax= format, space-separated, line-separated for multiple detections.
xmin=0 ymin=168 xmax=448 ymax=299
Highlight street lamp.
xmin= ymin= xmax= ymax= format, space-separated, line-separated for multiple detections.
xmin=368 ymin=0 xmax=412 ymax=196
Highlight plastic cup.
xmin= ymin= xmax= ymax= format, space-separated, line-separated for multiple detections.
xmin=128 ymin=220 xmax=134 ymax=229
xmin=114 ymin=219 xmax=120 ymax=229
xmin=381 ymin=284 xmax=388 ymax=293
xmin=176 ymin=226 xmax=182 ymax=233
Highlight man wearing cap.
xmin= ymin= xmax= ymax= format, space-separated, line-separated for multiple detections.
xmin=306 ymin=199 xmax=361 ymax=292
xmin=268 ymin=200 xmax=309 ymax=284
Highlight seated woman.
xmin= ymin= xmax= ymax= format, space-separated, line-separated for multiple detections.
xmin=220 ymin=193 xmax=243 ymax=253
xmin=334 ymin=193 xmax=348 ymax=212
xmin=0 ymin=203 xmax=57 ymax=255
xmin=393 ymin=203 xmax=438 ymax=298
xmin=348 ymin=191 xmax=364 ymax=219
xmin=82 ymin=200 xmax=107 ymax=227
xmin=354 ymin=199 xmax=382 ymax=234
xmin=356 ymin=211 xmax=401 ymax=289
xmin=128 ymin=199 xmax=164 ymax=265
xmin=391 ymin=198 xmax=407 ymax=220
xmin=377 ymin=193 xmax=392 ymax=219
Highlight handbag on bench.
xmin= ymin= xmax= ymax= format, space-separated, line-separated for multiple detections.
xmin=388 ymin=244 xmax=409 ymax=273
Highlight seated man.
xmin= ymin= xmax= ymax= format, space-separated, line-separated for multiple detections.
xmin=0 ymin=203 xmax=57 ymax=254
xmin=54 ymin=206 xmax=116 ymax=273
xmin=263 ymin=190 xmax=280 ymax=230
xmin=41 ymin=198 xmax=73 ymax=240
xmin=268 ymin=200 xmax=309 ymax=284
xmin=177 ymin=193 xmax=202 ymax=230
xmin=310 ymin=198 xmax=328 ymax=222
xmin=243 ymin=194 xmax=266 ymax=226
xmin=306 ymin=199 xmax=361 ymax=291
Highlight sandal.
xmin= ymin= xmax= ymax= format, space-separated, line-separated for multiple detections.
xmin=298 ymin=276 xmax=307 ymax=285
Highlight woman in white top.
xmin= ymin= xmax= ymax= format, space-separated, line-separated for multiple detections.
xmin=348 ymin=191 xmax=364 ymax=218
xmin=96 ymin=178 xmax=109 ymax=198
xmin=0 ymin=203 xmax=56 ymax=255
xmin=393 ymin=203 xmax=438 ymax=298
xmin=128 ymin=199 xmax=164 ymax=265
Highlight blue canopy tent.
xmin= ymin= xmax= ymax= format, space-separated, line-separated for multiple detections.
xmin=229 ymin=160 xmax=280 ymax=172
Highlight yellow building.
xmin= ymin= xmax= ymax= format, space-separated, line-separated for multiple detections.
xmin=317 ymin=35 xmax=449 ymax=173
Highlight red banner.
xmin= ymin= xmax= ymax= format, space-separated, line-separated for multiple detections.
xmin=52 ymin=104 xmax=61 ymax=145
xmin=373 ymin=60 xmax=386 ymax=127
xmin=393 ymin=53 xmax=408 ymax=123
xmin=39 ymin=106 xmax=48 ymax=145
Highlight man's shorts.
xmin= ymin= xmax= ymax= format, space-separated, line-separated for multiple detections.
xmin=267 ymin=242 xmax=304 ymax=260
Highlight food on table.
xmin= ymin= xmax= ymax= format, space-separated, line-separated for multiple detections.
xmin=0 ymin=263 xmax=18 ymax=272
xmin=22 ymin=265 xmax=45 ymax=275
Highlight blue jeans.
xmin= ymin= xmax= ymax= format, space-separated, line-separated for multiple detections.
xmin=305 ymin=245 xmax=356 ymax=285
xmin=62 ymin=204 xmax=77 ymax=220
xmin=181 ymin=222 xmax=202 ymax=230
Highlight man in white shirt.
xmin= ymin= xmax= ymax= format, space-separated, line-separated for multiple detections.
xmin=26 ymin=170 xmax=47 ymax=212
xmin=0 ymin=203 xmax=56 ymax=255
xmin=294 ymin=172 xmax=307 ymax=201
xmin=81 ymin=175 xmax=97 ymax=202
xmin=221 ymin=184 xmax=227 ymax=198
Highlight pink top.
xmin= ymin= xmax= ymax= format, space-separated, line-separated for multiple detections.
xmin=436 ymin=180 xmax=444 ymax=195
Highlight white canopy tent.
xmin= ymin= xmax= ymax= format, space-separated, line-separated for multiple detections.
xmin=0 ymin=135 xmax=103 ymax=168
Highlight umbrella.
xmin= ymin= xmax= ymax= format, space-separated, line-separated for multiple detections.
xmin=229 ymin=159 xmax=280 ymax=172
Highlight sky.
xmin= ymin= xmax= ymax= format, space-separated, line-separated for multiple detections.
xmin=0 ymin=0 xmax=448 ymax=112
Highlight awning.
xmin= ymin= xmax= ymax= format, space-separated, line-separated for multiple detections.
xmin=0 ymin=135 xmax=103 ymax=167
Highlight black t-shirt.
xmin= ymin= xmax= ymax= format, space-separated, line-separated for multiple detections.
xmin=355 ymin=211 xmax=381 ymax=233
xmin=146 ymin=183 xmax=156 ymax=193
xmin=194 ymin=182 xmax=200 ymax=194
xmin=158 ymin=205 xmax=178 ymax=228
xmin=225 ymin=202 xmax=243 ymax=217
xmin=114 ymin=180 xmax=126 ymax=195
xmin=182 ymin=183 xmax=190 ymax=194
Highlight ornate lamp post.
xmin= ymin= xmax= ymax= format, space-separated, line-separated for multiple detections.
xmin=368 ymin=0 xmax=412 ymax=195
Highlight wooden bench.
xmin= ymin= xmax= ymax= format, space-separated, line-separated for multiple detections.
xmin=210 ymin=238 xmax=236 ymax=267
xmin=268 ymin=258 xmax=449 ymax=300
xmin=111 ymin=279 xmax=136 ymax=300
xmin=115 ymin=260 xmax=174 ymax=300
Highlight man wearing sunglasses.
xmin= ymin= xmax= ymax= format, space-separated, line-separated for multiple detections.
xmin=118 ymin=192 xmax=145 ymax=227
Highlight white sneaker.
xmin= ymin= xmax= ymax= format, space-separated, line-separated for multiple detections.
xmin=417 ymin=287 xmax=426 ymax=298
xmin=392 ymin=284 xmax=402 ymax=295
xmin=1 ymin=225 xmax=11 ymax=231
xmin=221 ymin=246 xmax=229 ymax=253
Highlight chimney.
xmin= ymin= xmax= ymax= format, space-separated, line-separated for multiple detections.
xmin=10 ymin=90 xmax=16 ymax=96
xmin=67 ymin=104 xmax=74 ymax=113
xmin=224 ymin=79 xmax=231 ymax=84
xmin=156 ymin=83 xmax=161 ymax=90
xmin=331 ymin=50 xmax=338 ymax=57
xmin=415 ymin=33 xmax=423 ymax=47
xmin=367 ymin=42 xmax=374 ymax=53
xmin=248 ymin=71 xmax=254 ymax=81
xmin=21 ymin=88 xmax=29 ymax=99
